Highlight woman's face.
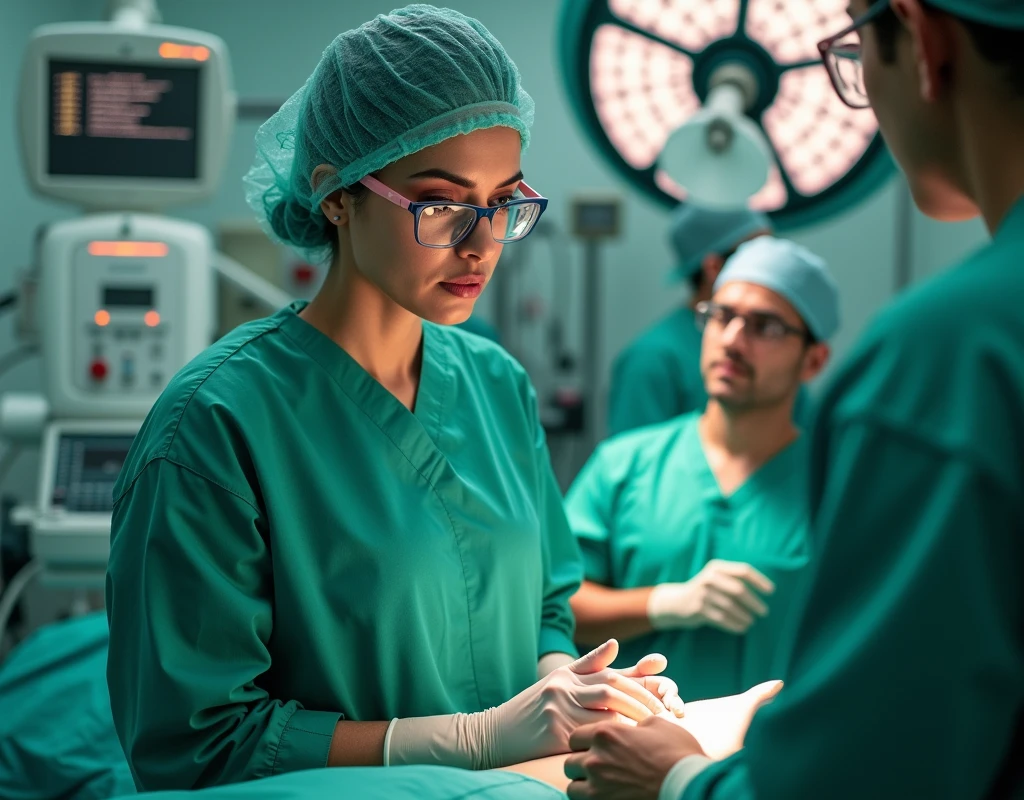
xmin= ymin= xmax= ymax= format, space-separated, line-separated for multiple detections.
xmin=339 ymin=126 xmax=524 ymax=325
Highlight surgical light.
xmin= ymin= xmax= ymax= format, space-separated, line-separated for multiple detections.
xmin=559 ymin=0 xmax=894 ymax=226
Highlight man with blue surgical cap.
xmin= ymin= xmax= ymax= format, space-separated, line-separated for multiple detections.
xmin=606 ymin=205 xmax=772 ymax=437
xmin=567 ymin=237 xmax=837 ymax=701
xmin=564 ymin=0 xmax=1024 ymax=797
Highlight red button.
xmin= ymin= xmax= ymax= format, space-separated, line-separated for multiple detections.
xmin=90 ymin=360 xmax=108 ymax=381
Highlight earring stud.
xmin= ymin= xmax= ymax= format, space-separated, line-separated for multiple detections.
xmin=332 ymin=215 xmax=340 ymax=221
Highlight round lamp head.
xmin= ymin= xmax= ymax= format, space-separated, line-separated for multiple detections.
xmin=659 ymin=108 xmax=772 ymax=208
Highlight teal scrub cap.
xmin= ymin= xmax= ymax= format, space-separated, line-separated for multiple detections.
xmin=926 ymin=0 xmax=1024 ymax=28
xmin=714 ymin=237 xmax=841 ymax=341
xmin=243 ymin=4 xmax=535 ymax=264
xmin=669 ymin=204 xmax=773 ymax=282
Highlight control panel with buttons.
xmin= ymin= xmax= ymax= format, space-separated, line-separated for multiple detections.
xmin=38 ymin=214 xmax=215 ymax=420
xmin=70 ymin=238 xmax=188 ymax=402
xmin=49 ymin=432 xmax=135 ymax=513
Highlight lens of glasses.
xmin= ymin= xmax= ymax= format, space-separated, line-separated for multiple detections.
xmin=492 ymin=202 xmax=542 ymax=243
xmin=695 ymin=304 xmax=790 ymax=341
xmin=828 ymin=39 xmax=869 ymax=108
xmin=417 ymin=204 xmax=479 ymax=247
xmin=749 ymin=316 xmax=786 ymax=340
xmin=416 ymin=201 xmax=543 ymax=247
xmin=694 ymin=303 xmax=712 ymax=331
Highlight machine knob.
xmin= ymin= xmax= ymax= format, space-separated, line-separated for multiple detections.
xmin=90 ymin=359 xmax=109 ymax=381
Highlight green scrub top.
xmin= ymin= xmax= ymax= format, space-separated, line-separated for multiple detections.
xmin=683 ymin=200 xmax=1024 ymax=799
xmin=607 ymin=308 xmax=813 ymax=437
xmin=607 ymin=308 xmax=705 ymax=437
xmin=565 ymin=411 xmax=811 ymax=702
xmin=105 ymin=303 xmax=581 ymax=792
xmin=456 ymin=315 xmax=502 ymax=344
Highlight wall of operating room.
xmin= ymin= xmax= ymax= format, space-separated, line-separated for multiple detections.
xmin=0 ymin=0 xmax=990 ymax=512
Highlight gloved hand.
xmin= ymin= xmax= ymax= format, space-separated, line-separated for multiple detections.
xmin=537 ymin=651 xmax=577 ymax=678
xmin=386 ymin=639 xmax=671 ymax=769
xmin=561 ymin=680 xmax=784 ymax=800
xmin=539 ymin=652 xmax=683 ymax=717
xmin=655 ymin=679 xmax=784 ymax=759
xmin=647 ymin=560 xmax=775 ymax=634
xmin=617 ymin=652 xmax=685 ymax=718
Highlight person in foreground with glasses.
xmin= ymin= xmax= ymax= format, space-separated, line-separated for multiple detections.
xmin=565 ymin=237 xmax=837 ymax=703
xmin=564 ymin=1 xmax=1024 ymax=798
xmin=104 ymin=5 xmax=682 ymax=792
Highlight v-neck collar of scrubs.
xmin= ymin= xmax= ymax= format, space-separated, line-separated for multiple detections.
xmin=277 ymin=301 xmax=454 ymax=456
xmin=687 ymin=417 xmax=804 ymax=508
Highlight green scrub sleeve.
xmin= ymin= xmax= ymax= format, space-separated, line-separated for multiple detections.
xmin=680 ymin=753 xmax=752 ymax=799
xmin=106 ymin=459 xmax=343 ymax=791
xmin=682 ymin=421 xmax=1024 ymax=799
xmin=563 ymin=446 xmax=616 ymax=586
xmin=528 ymin=382 xmax=582 ymax=660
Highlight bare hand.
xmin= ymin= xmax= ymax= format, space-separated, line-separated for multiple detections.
xmin=564 ymin=716 xmax=705 ymax=800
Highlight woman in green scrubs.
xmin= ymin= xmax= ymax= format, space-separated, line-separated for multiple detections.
xmin=104 ymin=6 xmax=672 ymax=792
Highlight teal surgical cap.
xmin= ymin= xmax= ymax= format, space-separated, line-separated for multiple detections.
xmin=927 ymin=0 xmax=1024 ymax=28
xmin=669 ymin=204 xmax=772 ymax=281
xmin=714 ymin=237 xmax=841 ymax=341
xmin=243 ymin=4 xmax=534 ymax=264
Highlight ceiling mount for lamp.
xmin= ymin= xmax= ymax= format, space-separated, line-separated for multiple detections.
xmin=659 ymin=63 xmax=772 ymax=209
xmin=558 ymin=0 xmax=896 ymax=230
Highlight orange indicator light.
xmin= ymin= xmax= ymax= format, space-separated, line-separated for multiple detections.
xmin=159 ymin=43 xmax=210 ymax=61
xmin=88 ymin=241 xmax=169 ymax=258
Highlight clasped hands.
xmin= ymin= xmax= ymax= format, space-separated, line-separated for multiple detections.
xmin=561 ymin=677 xmax=784 ymax=800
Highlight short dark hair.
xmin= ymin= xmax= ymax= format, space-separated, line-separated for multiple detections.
xmin=873 ymin=2 xmax=1024 ymax=96
xmin=691 ymin=243 xmax=742 ymax=293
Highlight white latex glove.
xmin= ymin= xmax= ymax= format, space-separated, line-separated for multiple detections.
xmin=657 ymin=679 xmax=784 ymax=760
xmin=538 ymin=652 xmax=683 ymax=716
xmin=386 ymin=639 xmax=668 ymax=770
xmin=616 ymin=653 xmax=685 ymax=718
xmin=538 ymin=652 xmax=577 ymax=678
xmin=647 ymin=560 xmax=775 ymax=634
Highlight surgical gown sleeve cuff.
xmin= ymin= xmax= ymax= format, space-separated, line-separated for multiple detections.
xmin=271 ymin=708 xmax=344 ymax=775
xmin=538 ymin=627 xmax=578 ymax=661
xmin=659 ymin=755 xmax=713 ymax=800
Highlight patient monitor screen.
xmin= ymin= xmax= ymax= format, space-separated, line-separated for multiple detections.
xmin=48 ymin=59 xmax=201 ymax=179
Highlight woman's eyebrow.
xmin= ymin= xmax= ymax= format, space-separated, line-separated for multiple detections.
xmin=406 ymin=168 xmax=524 ymax=189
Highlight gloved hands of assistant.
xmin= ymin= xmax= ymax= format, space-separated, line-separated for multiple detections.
xmin=655 ymin=679 xmax=784 ymax=760
xmin=562 ymin=679 xmax=785 ymax=800
xmin=386 ymin=639 xmax=683 ymax=770
xmin=647 ymin=559 xmax=775 ymax=634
